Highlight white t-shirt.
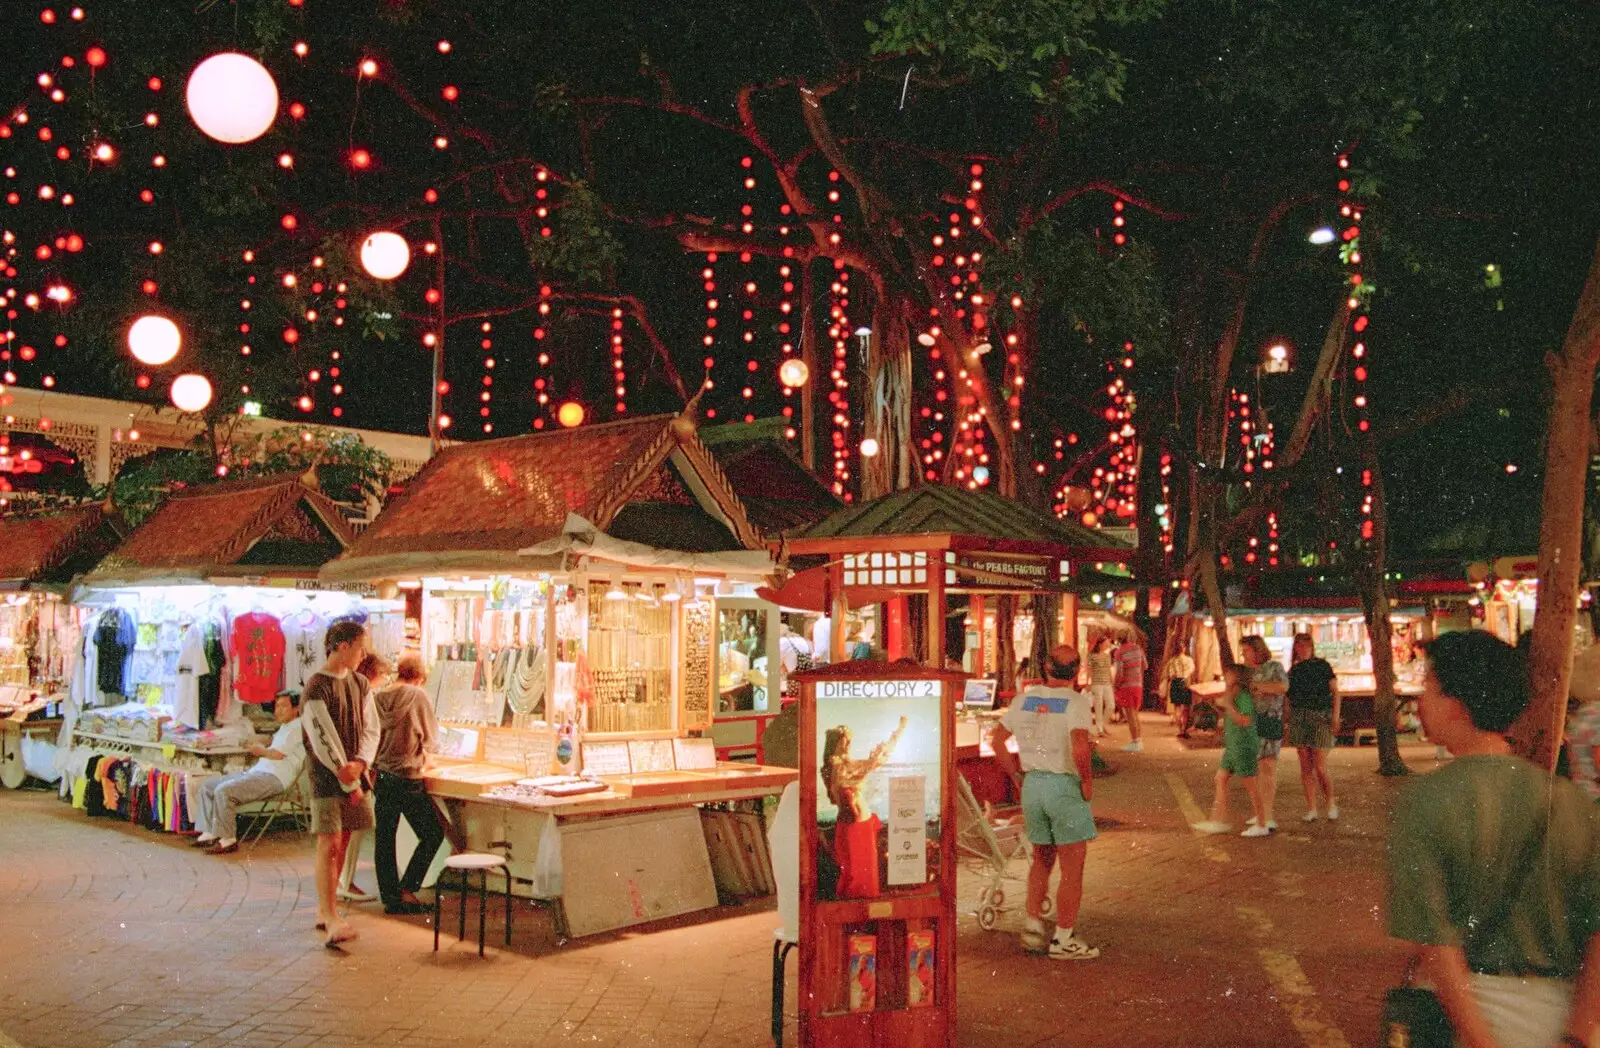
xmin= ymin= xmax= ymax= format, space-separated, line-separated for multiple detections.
xmin=1000 ymin=685 xmax=1093 ymax=775
xmin=256 ymin=718 xmax=306 ymax=789
xmin=172 ymin=624 xmax=208 ymax=730
xmin=810 ymin=617 xmax=832 ymax=664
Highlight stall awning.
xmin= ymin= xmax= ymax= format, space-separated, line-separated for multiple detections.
xmin=519 ymin=514 xmax=773 ymax=577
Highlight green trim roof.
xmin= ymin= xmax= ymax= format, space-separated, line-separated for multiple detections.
xmin=793 ymin=486 xmax=1133 ymax=555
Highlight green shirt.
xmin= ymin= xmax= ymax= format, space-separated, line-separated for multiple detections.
xmin=1222 ymin=690 xmax=1257 ymax=760
xmin=1388 ymin=754 xmax=1600 ymax=977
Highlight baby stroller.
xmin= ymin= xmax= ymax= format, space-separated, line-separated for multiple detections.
xmin=955 ymin=772 xmax=1051 ymax=930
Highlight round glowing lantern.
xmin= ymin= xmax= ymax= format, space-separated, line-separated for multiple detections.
xmin=859 ymin=437 xmax=880 ymax=458
xmin=127 ymin=314 xmax=181 ymax=366
xmin=185 ymin=53 xmax=278 ymax=144
xmin=169 ymin=373 xmax=213 ymax=413
xmin=778 ymin=357 xmax=809 ymax=389
xmin=557 ymin=401 xmax=585 ymax=428
xmin=359 ymin=231 xmax=410 ymax=280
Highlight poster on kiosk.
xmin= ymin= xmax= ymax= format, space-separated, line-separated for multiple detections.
xmin=796 ymin=661 xmax=960 ymax=1048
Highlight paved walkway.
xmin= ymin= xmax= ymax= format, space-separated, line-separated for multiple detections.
xmin=0 ymin=717 xmax=1442 ymax=1048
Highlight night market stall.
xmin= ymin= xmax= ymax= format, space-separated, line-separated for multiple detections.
xmin=59 ymin=472 xmax=403 ymax=833
xmin=0 ymin=503 xmax=125 ymax=788
xmin=322 ymin=414 xmax=798 ymax=936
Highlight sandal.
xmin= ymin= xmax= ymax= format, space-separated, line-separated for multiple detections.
xmin=324 ymin=922 xmax=358 ymax=948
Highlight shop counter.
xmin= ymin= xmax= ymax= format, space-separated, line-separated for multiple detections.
xmin=424 ymin=762 xmax=796 ymax=937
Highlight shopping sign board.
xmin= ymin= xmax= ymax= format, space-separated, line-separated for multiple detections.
xmin=949 ymin=552 xmax=1063 ymax=590
xmin=816 ymin=679 xmax=941 ymax=700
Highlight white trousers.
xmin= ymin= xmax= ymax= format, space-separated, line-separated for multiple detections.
xmin=194 ymin=767 xmax=282 ymax=840
xmin=1089 ymin=685 xmax=1116 ymax=732
xmin=1464 ymin=974 xmax=1574 ymax=1048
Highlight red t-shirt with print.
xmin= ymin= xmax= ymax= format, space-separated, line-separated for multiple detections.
xmin=230 ymin=612 xmax=286 ymax=704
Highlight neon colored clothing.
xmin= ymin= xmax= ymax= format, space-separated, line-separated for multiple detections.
xmin=230 ymin=612 xmax=286 ymax=705
xmin=1021 ymin=771 xmax=1096 ymax=846
xmin=1220 ymin=691 xmax=1259 ymax=776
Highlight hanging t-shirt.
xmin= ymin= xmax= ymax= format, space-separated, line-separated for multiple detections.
xmin=230 ymin=612 xmax=286 ymax=705
xmin=94 ymin=609 xmax=136 ymax=696
xmin=172 ymin=624 xmax=207 ymax=730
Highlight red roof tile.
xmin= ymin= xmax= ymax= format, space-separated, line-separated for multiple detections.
xmin=92 ymin=473 xmax=353 ymax=579
xmin=331 ymin=415 xmax=764 ymax=577
xmin=0 ymin=504 xmax=111 ymax=582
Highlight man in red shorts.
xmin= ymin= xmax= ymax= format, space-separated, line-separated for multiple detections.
xmin=1113 ymin=634 xmax=1147 ymax=752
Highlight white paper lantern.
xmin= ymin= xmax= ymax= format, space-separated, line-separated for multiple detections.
xmin=778 ymin=357 xmax=809 ymax=389
xmin=170 ymin=374 xmax=213 ymax=413
xmin=860 ymin=437 xmax=881 ymax=458
xmin=127 ymin=315 xmax=181 ymax=366
xmin=186 ymin=53 xmax=278 ymax=145
xmin=360 ymin=231 xmax=410 ymax=280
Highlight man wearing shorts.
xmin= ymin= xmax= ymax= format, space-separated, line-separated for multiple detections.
xmin=302 ymin=620 xmax=378 ymax=948
xmin=991 ymin=644 xmax=1099 ymax=960
xmin=1114 ymin=635 xmax=1148 ymax=752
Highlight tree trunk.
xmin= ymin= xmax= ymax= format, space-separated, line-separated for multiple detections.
xmin=1031 ymin=591 xmax=1058 ymax=673
xmin=1514 ymin=237 xmax=1600 ymax=768
xmin=799 ymin=259 xmax=818 ymax=472
xmin=996 ymin=596 xmax=1016 ymax=694
xmin=1358 ymin=440 xmax=1409 ymax=776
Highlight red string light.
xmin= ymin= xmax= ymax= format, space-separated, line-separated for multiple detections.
xmin=531 ymin=282 xmax=551 ymax=429
xmin=479 ymin=320 xmax=495 ymax=434
xmin=702 ymin=250 xmax=719 ymax=421
xmin=610 ymin=306 xmax=626 ymax=415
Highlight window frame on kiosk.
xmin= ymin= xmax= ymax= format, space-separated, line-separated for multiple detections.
xmin=795 ymin=660 xmax=962 ymax=1047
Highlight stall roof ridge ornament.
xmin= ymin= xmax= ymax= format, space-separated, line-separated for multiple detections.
xmin=322 ymin=413 xmax=767 ymax=580
xmin=787 ymin=485 xmax=1134 ymax=561
xmin=0 ymin=502 xmax=125 ymax=588
xmin=82 ymin=472 xmax=354 ymax=587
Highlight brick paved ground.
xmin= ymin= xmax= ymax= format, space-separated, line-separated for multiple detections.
xmin=0 ymin=717 xmax=1443 ymax=1048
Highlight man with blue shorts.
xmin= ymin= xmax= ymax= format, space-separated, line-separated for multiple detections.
xmin=991 ymin=644 xmax=1099 ymax=960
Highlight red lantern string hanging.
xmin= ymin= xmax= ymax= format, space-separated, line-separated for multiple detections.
xmin=827 ymin=257 xmax=852 ymax=499
xmin=1338 ymin=150 xmax=1377 ymax=540
xmin=479 ymin=320 xmax=495 ymax=434
xmin=702 ymin=251 xmax=719 ymax=421
xmin=610 ymin=306 xmax=626 ymax=415
xmin=329 ymin=279 xmax=347 ymax=419
xmin=531 ymin=282 xmax=552 ymax=429
xmin=776 ymin=203 xmax=798 ymax=441
xmin=738 ymin=156 xmax=758 ymax=423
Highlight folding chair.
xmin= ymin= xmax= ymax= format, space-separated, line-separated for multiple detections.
xmin=245 ymin=769 xmax=312 ymax=845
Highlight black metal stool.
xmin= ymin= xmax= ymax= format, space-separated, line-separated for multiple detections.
xmin=770 ymin=930 xmax=797 ymax=1045
xmin=433 ymin=853 xmax=512 ymax=956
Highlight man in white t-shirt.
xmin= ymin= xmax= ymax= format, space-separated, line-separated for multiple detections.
xmin=990 ymin=644 xmax=1099 ymax=961
xmin=193 ymin=692 xmax=306 ymax=855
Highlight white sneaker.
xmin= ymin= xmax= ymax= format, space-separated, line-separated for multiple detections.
xmin=1048 ymin=934 xmax=1100 ymax=960
xmin=1120 ymin=741 xmax=1144 ymax=753
xmin=1241 ymin=825 xmax=1271 ymax=838
xmin=1192 ymin=821 xmax=1232 ymax=835
xmin=1327 ymin=804 xmax=1340 ymax=821
xmin=1020 ymin=916 xmax=1052 ymax=954
xmin=1266 ymin=819 xmax=1278 ymax=832
xmin=1302 ymin=810 xmax=1320 ymax=822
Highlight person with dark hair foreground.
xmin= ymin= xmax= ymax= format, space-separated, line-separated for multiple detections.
xmin=1388 ymin=630 xmax=1600 ymax=1048
xmin=991 ymin=644 xmax=1099 ymax=960
xmin=302 ymin=620 xmax=378 ymax=948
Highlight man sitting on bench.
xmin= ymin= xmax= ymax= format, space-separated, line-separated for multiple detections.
xmin=193 ymin=692 xmax=306 ymax=855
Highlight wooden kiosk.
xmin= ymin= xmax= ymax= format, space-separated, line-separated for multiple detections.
xmin=796 ymin=660 xmax=962 ymax=1048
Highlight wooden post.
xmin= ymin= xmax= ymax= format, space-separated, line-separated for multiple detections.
xmin=968 ymin=595 xmax=986 ymax=676
xmin=926 ymin=555 xmax=945 ymax=670
xmin=830 ymin=559 xmax=848 ymax=664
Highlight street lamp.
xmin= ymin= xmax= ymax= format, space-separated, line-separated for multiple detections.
xmin=1308 ymin=227 xmax=1336 ymax=245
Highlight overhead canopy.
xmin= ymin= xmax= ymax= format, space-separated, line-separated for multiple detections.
xmin=0 ymin=503 xmax=125 ymax=590
xmin=697 ymin=420 xmax=842 ymax=535
xmin=81 ymin=472 xmax=355 ymax=588
xmin=519 ymin=514 xmax=773 ymax=577
xmin=323 ymin=414 xmax=768 ymax=582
